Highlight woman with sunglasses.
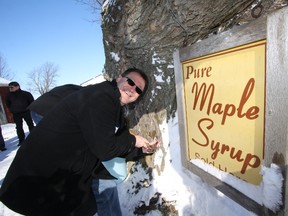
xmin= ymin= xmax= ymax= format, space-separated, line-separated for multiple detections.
xmin=0 ymin=68 xmax=159 ymax=216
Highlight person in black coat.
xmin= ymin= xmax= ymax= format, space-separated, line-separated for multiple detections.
xmin=28 ymin=82 xmax=157 ymax=216
xmin=5 ymin=81 xmax=34 ymax=145
xmin=0 ymin=68 xmax=157 ymax=216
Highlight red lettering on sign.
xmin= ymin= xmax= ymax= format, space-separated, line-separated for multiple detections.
xmin=186 ymin=66 xmax=212 ymax=79
xmin=191 ymin=78 xmax=260 ymax=125
xmin=192 ymin=118 xmax=261 ymax=174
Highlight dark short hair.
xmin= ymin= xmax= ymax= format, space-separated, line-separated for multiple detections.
xmin=121 ymin=68 xmax=149 ymax=97
xmin=8 ymin=81 xmax=20 ymax=87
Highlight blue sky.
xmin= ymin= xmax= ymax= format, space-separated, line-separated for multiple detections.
xmin=0 ymin=0 xmax=105 ymax=91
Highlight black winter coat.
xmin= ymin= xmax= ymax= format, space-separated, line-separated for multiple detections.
xmin=5 ymin=89 xmax=34 ymax=114
xmin=28 ymin=84 xmax=83 ymax=116
xmin=0 ymin=81 xmax=137 ymax=216
xmin=28 ymin=83 xmax=144 ymax=180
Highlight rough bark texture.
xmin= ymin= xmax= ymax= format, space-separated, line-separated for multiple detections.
xmin=102 ymin=0 xmax=287 ymax=148
xmin=101 ymin=0 xmax=288 ymax=215
xmin=101 ymin=0 xmax=286 ymax=121
xmin=101 ymin=0 xmax=287 ymax=150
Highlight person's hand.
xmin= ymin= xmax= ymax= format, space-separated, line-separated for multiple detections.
xmin=142 ymin=138 xmax=161 ymax=154
xmin=134 ymin=135 xmax=150 ymax=149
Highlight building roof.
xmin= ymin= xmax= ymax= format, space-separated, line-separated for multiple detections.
xmin=80 ymin=74 xmax=105 ymax=86
xmin=0 ymin=77 xmax=10 ymax=87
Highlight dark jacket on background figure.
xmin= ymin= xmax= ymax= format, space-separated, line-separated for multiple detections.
xmin=5 ymin=89 xmax=34 ymax=114
xmin=0 ymin=81 xmax=138 ymax=216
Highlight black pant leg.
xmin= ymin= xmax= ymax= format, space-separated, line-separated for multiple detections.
xmin=23 ymin=111 xmax=35 ymax=132
xmin=13 ymin=113 xmax=25 ymax=142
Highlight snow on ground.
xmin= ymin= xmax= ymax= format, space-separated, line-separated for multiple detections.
xmin=0 ymin=116 xmax=282 ymax=215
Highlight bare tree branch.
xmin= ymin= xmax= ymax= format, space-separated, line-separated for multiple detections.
xmin=28 ymin=62 xmax=59 ymax=95
xmin=0 ymin=53 xmax=14 ymax=80
xmin=75 ymin=0 xmax=103 ymax=22
xmin=75 ymin=0 xmax=103 ymax=9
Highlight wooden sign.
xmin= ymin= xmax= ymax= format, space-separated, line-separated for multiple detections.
xmin=182 ymin=40 xmax=266 ymax=185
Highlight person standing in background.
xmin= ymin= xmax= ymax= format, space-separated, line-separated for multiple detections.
xmin=5 ymin=82 xmax=34 ymax=146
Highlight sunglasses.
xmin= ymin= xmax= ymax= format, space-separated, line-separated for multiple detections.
xmin=126 ymin=77 xmax=143 ymax=95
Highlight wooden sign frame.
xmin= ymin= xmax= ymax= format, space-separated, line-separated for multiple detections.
xmin=173 ymin=17 xmax=268 ymax=214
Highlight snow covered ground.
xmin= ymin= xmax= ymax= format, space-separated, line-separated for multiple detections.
xmin=0 ymin=116 xmax=283 ymax=215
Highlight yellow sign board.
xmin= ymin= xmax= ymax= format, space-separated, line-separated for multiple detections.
xmin=182 ymin=40 xmax=266 ymax=185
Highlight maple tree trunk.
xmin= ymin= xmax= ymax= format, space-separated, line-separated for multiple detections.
xmin=100 ymin=1 xmax=288 ymax=215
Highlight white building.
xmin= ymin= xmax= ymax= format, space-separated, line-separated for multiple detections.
xmin=80 ymin=74 xmax=105 ymax=87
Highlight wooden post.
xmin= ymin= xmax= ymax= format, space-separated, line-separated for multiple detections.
xmin=265 ymin=7 xmax=288 ymax=216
